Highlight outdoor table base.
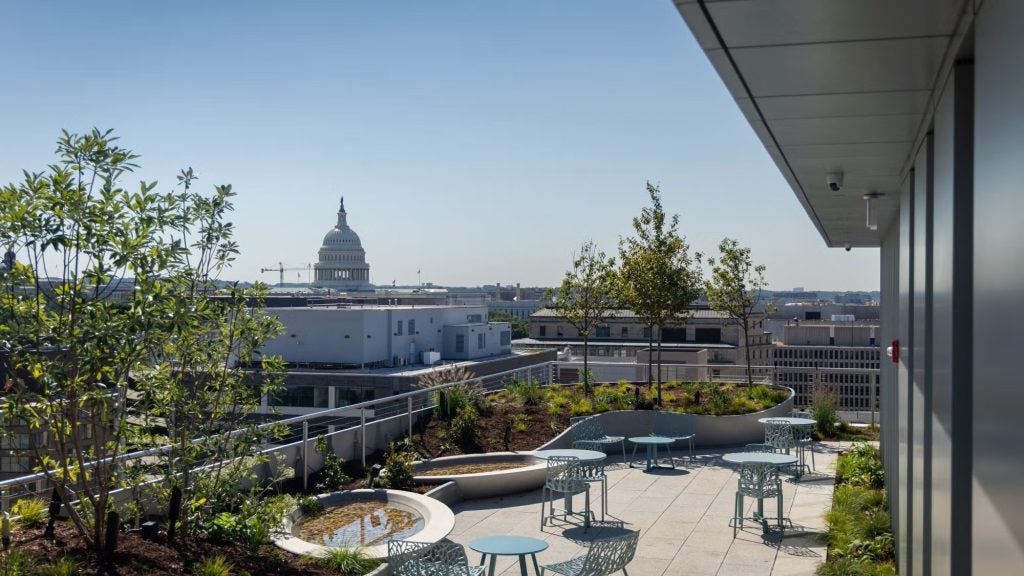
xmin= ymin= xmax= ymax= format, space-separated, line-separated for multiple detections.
xmin=470 ymin=535 xmax=549 ymax=576
xmin=628 ymin=436 xmax=675 ymax=471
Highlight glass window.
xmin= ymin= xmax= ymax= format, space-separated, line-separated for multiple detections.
xmin=271 ymin=386 xmax=329 ymax=408
xmin=478 ymin=333 xmax=486 ymax=349
xmin=408 ymin=319 xmax=416 ymax=335
xmin=596 ymin=326 xmax=610 ymax=338
xmin=500 ymin=331 xmax=511 ymax=345
xmin=396 ymin=320 xmax=403 ymax=336
xmin=539 ymin=325 xmax=547 ymax=337
xmin=455 ymin=333 xmax=465 ymax=353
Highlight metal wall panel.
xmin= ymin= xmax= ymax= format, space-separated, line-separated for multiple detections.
xmin=973 ymin=0 xmax=1024 ymax=571
xmin=911 ymin=135 xmax=933 ymax=576
xmin=879 ymin=209 xmax=901 ymax=546
xmin=897 ymin=169 xmax=914 ymax=576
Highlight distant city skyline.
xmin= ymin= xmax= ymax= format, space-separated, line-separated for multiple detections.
xmin=0 ymin=1 xmax=880 ymax=291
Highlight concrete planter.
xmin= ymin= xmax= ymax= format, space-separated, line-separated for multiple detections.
xmin=273 ymin=489 xmax=455 ymax=559
xmin=538 ymin=386 xmax=795 ymax=451
xmin=413 ymin=452 xmax=546 ymax=500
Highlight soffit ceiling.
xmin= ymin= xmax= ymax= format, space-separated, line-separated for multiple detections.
xmin=674 ymin=0 xmax=971 ymax=247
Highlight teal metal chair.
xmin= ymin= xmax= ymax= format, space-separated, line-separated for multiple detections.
xmin=540 ymin=530 xmax=638 ymax=576
xmin=743 ymin=443 xmax=776 ymax=453
xmin=541 ymin=455 xmax=591 ymax=532
xmin=387 ymin=540 xmax=435 ymax=576
xmin=790 ymin=409 xmax=812 ymax=418
xmin=419 ymin=542 xmax=486 ymax=576
xmin=764 ymin=419 xmax=795 ymax=454
xmin=731 ymin=462 xmax=784 ymax=537
xmin=570 ymin=415 xmax=626 ymax=464
xmin=652 ymin=411 xmax=696 ymax=464
xmin=792 ymin=423 xmax=816 ymax=473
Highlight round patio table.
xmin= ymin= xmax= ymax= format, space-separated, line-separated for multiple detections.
xmin=757 ymin=417 xmax=816 ymax=427
xmin=469 ymin=535 xmax=549 ymax=576
xmin=723 ymin=452 xmax=798 ymax=467
xmin=628 ymin=436 xmax=675 ymax=471
xmin=533 ymin=449 xmax=606 ymax=463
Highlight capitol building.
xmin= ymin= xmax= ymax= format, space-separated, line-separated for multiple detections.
xmin=312 ymin=197 xmax=373 ymax=292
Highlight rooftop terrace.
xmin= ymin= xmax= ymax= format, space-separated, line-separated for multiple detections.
xmin=443 ymin=443 xmax=850 ymax=576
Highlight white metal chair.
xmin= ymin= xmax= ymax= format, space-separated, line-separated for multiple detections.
xmin=541 ymin=455 xmax=591 ymax=532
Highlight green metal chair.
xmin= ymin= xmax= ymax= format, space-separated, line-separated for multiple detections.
xmin=540 ymin=530 xmax=639 ymax=576
xmin=764 ymin=419 xmax=795 ymax=454
xmin=731 ymin=462 xmax=784 ymax=537
xmin=743 ymin=443 xmax=776 ymax=453
xmin=652 ymin=411 xmax=696 ymax=464
xmin=570 ymin=415 xmax=626 ymax=464
xmin=541 ymin=455 xmax=591 ymax=532
xmin=792 ymin=423 xmax=816 ymax=473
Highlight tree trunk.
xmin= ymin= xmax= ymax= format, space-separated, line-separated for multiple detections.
xmin=647 ymin=323 xmax=654 ymax=388
xmin=742 ymin=320 xmax=753 ymax=387
xmin=656 ymin=325 xmax=663 ymax=406
xmin=583 ymin=333 xmax=591 ymax=396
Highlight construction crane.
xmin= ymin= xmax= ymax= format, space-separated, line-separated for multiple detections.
xmin=260 ymin=262 xmax=311 ymax=286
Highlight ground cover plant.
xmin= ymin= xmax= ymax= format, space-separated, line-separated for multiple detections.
xmin=818 ymin=443 xmax=895 ymax=576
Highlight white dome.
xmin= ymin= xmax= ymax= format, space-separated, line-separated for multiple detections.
xmin=312 ymin=197 xmax=373 ymax=291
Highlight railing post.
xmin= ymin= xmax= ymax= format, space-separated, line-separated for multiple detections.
xmin=360 ymin=408 xmax=367 ymax=469
xmin=301 ymin=421 xmax=309 ymax=492
xmin=407 ymin=396 xmax=413 ymax=441
xmin=871 ymin=374 xmax=877 ymax=427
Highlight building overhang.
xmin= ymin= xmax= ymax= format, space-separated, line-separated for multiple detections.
xmin=674 ymin=0 xmax=973 ymax=247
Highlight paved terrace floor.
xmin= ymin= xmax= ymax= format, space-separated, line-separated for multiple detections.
xmin=446 ymin=442 xmax=854 ymax=576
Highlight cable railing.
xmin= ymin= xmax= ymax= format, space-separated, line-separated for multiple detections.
xmin=0 ymin=358 xmax=879 ymax=516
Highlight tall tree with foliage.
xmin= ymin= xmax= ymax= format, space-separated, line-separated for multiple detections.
xmin=550 ymin=240 xmax=617 ymax=396
xmin=705 ymin=237 xmax=772 ymax=387
xmin=617 ymin=182 xmax=703 ymax=405
xmin=0 ymin=130 xmax=283 ymax=553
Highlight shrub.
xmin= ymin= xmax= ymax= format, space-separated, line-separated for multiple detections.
xmin=506 ymin=379 xmax=544 ymax=406
xmin=11 ymin=497 xmax=47 ymax=528
xmin=37 ymin=557 xmax=79 ymax=576
xmin=314 ymin=547 xmax=381 ymax=575
xmin=811 ymin=383 xmax=839 ymax=437
xmin=836 ymin=443 xmax=885 ymax=489
xmin=433 ymin=383 xmax=489 ymax=421
xmin=511 ymin=413 xmax=529 ymax=433
xmin=205 ymin=495 xmax=293 ymax=553
xmin=380 ymin=443 xmax=416 ymax=491
xmin=448 ymin=404 xmax=479 ymax=445
xmin=194 ymin=556 xmax=233 ymax=576
xmin=316 ymin=452 xmax=352 ymax=492
xmin=298 ymin=496 xmax=324 ymax=515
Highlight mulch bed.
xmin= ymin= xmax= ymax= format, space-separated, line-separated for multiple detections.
xmin=8 ymin=521 xmax=342 ymax=576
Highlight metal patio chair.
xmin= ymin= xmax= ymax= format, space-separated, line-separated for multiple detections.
xmin=541 ymin=455 xmax=591 ymax=532
xmin=570 ymin=415 xmax=626 ymax=465
xmin=652 ymin=411 xmax=696 ymax=464
xmin=731 ymin=461 xmax=785 ymax=537
xmin=540 ymin=530 xmax=639 ymax=576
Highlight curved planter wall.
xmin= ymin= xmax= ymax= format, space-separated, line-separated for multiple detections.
xmin=273 ymin=489 xmax=455 ymax=559
xmin=537 ymin=386 xmax=795 ymax=451
xmin=414 ymin=452 xmax=546 ymax=500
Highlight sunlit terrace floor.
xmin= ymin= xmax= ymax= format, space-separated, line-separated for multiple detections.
xmin=446 ymin=442 xmax=853 ymax=576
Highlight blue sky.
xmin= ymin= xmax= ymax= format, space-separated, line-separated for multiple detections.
xmin=0 ymin=1 xmax=878 ymax=291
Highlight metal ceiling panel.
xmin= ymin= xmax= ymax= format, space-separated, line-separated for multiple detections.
xmin=754 ymin=91 xmax=933 ymax=120
xmin=768 ymin=114 xmax=921 ymax=147
xmin=702 ymin=0 xmax=963 ymax=48
xmin=732 ymin=37 xmax=949 ymax=97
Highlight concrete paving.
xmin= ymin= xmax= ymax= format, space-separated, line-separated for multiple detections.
xmin=446 ymin=442 xmax=855 ymax=576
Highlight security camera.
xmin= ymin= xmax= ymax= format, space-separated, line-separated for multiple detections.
xmin=827 ymin=172 xmax=844 ymax=192
xmin=844 ymin=244 xmax=852 ymax=252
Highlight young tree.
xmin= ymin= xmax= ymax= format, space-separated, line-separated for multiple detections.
xmin=550 ymin=240 xmax=617 ymax=396
xmin=617 ymin=182 xmax=702 ymax=405
xmin=0 ymin=130 xmax=282 ymax=552
xmin=705 ymin=237 xmax=773 ymax=387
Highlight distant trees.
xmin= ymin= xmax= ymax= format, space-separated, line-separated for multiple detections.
xmin=550 ymin=240 xmax=618 ymax=396
xmin=705 ymin=238 xmax=773 ymax=387
xmin=617 ymin=182 xmax=703 ymax=405
xmin=488 ymin=309 xmax=529 ymax=339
